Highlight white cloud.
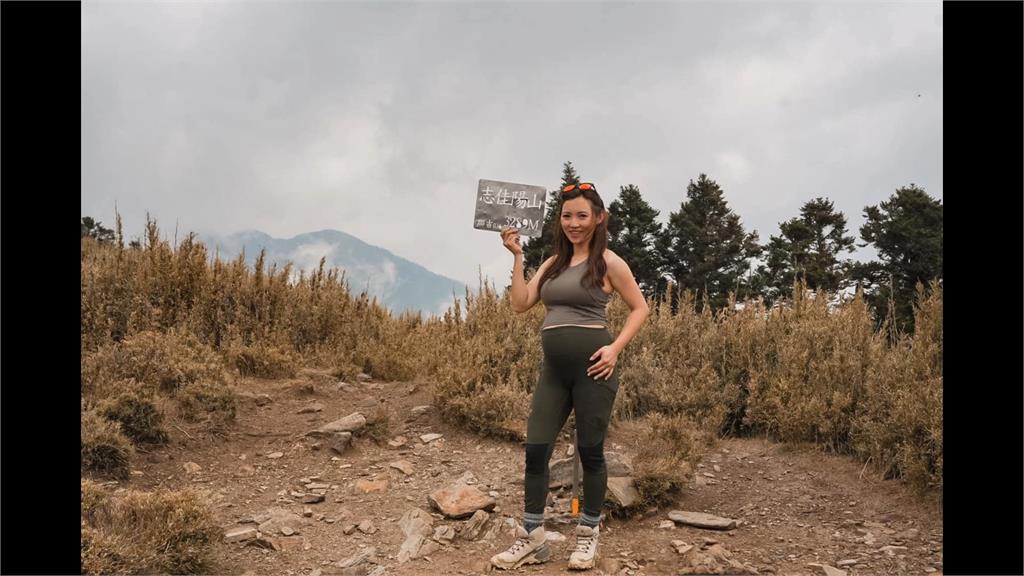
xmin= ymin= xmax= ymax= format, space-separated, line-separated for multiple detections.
xmin=82 ymin=2 xmax=942 ymax=286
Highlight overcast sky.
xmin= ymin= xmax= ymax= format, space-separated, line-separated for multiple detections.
xmin=82 ymin=1 xmax=942 ymax=289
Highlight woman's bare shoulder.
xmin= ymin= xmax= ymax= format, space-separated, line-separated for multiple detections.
xmin=601 ymin=249 xmax=627 ymax=269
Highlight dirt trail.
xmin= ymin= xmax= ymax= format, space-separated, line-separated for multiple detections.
xmin=128 ymin=369 xmax=942 ymax=576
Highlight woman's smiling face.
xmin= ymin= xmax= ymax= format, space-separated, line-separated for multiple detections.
xmin=561 ymin=196 xmax=603 ymax=246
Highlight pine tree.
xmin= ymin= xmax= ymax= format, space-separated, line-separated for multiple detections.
xmin=762 ymin=197 xmax=856 ymax=305
xmin=662 ymin=174 xmax=760 ymax=312
xmin=852 ymin=184 xmax=943 ymax=333
xmin=608 ymin=184 xmax=666 ymax=300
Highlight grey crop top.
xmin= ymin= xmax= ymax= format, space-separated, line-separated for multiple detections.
xmin=538 ymin=260 xmax=611 ymax=329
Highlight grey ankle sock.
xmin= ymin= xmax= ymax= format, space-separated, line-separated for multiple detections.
xmin=523 ymin=511 xmax=545 ymax=533
xmin=580 ymin=512 xmax=601 ymax=528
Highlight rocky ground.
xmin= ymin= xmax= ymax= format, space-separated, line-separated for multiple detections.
xmin=117 ymin=368 xmax=943 ymax=576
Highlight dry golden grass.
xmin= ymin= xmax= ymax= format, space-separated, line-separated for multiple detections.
xmin=80 ymin=220 xmax=942 ymax=491
xmin=81 ymin=410 xmax=133 ymax=479
xmin=427 ymin=280 xmax=543 ymax=440
xmin=852 ymin=281 xmax=943 ymax=491
xmin=743 ymin=287 xmax=878 ymax=453
xmin=96 ymin=386 xmax=168 ymax=446
xmin=177 ymin=380 xmax=238 ymax=425
xmin=227 ymin=340 xmax=301 ymax=378
xmin=623 ymin=413 xmax=713 ymax=512
xmin=359 ymin=405 xmax=395 ymax=445
xmin=81 ymin=479 xmax=222 ymax=575
xmin=81 ymin=329 xmax=231 ymax=397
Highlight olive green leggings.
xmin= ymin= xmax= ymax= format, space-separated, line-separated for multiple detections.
xmin=524 ymin=326 xmax=619 ymax=519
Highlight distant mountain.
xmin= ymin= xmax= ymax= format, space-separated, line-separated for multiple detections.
xmin=200 ymin=229 xmax=468 ymax=317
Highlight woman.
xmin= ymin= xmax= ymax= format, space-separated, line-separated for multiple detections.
xmin=490 ymin=182 xmax=650 ymax=571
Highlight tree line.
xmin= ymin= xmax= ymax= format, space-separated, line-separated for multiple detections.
xmin=522 ymin=161 xmax=942 ymax=334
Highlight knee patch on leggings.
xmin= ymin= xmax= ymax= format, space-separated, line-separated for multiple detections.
xmin=577 ymin=442 xmax=605 ymax=474
xmin=525 ymin=443 xmax=553 ymax=475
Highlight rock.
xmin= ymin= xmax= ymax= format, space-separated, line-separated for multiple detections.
xmin=224 ymin=526 xmax=257 ymax=543
xmin=397 ymin=534 xmax=440 ymax=563
xmin=420 ymin=433 xmax=444 ymax=443
xmin=303 ymin=507 xmax=313 ymax=518
xmin=302 ymin=493 xmax=326 ymax=504
xmin=658 ymin=520 xmax=676 ymax=529
xmin=357 ymin=519 xmax=377 ymax=534
xmin=549 ymin=452 xmax=632 ymax=489
xmin=336 ymin=382 xmax=357 ymax=393
xmin=247 ymin=532 xmax=280 ymax=545
xmin=670 ymin=540 xmax=693 ymax=555
xmin=357 ymin=397 xmax=379 ymax=409
xmin=254 ymin=393 xmax=273 ymax=406
xmin=545 ymin=531 xmax=566 ymax=543
xmin=388 ymin=436 xmax=408 ymax=448
xmin=183 ymin=461 xmax=202 ymax=474
xmin=312 ymin=413 xmax=367 ymax=436
xmin=605 ymin=477 xmax=640 ymax=509
xmin=460 ymin=509 xmax=491 ymax=540
xmin=356 ymin=372 xmax=372 ymax=382
xmin=433 ymin=525 xmax=457 ymax=543
xmin=399 ymin=508 xmax=434 ymax=537
xmin=397 ymin=534 xmax=426 ymax=563
xmin=390 ymin=460 xmax=415 ymax=475
xmin=879 ymin=545 xmax=908 ymax=555
xmin=668 ymin=510 xmax=738 ymax=530
xmin=298 ymin=402 xmax=325 ymax=414
xmin=335 ymin=546 xmax=376 ymax=569
xmin=457 ymin=471 xmax=478 ymax=485
xmin=325 ymin=432 xmax=353 ymax=455
xmin=713 ymin=464 xmax=722 ymax=473
xmin=419 ymin=538 xmax=440 ymax=557
xmin=429 ymin=482 xmax=496 ymax=518
xmin=678 ymin=542 xmax=757 ymax=575
xmin=256 ymin=507 xmax=304 ymax=536
xmin=342 ymin=523 xmax=358 ymax=535
xmin=808 ymin=563 xmax=848 ymax=576
xmin=354 ymin=478 xmax=388 ymax=494
xmin=481 ymin=516 xmax=506 ymax=541
xmin=837 ymin=559 xmax=858 ymax=567
xmin=305 ymin=482 xmax=331 ymax=490
xmin=411 ymin=405 xmax=432 ymax=416
xmin=281 ymin=526 xmax=296 ymax=536
xmin=266 ymin=452 xmax=284 ymax=459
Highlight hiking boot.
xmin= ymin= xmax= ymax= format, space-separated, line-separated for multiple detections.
xmin=567 ymin=524 xmax=599 ymax=570
xmin=490 ymin=525 xmax=551 ymax=570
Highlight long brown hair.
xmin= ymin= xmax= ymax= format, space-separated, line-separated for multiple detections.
xmin=537 ymin=185 xmax=609 ymax=292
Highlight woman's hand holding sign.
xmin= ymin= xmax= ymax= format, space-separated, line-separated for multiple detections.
xmin=500 ymin=226 xmax=522 ymax=255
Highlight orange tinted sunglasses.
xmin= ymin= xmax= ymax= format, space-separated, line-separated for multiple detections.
xmin=561 ymin=182 xmax=596 ymax=195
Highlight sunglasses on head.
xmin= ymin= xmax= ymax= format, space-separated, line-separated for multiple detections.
xmin=561 ymin=182 xmax=596 ymax=195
